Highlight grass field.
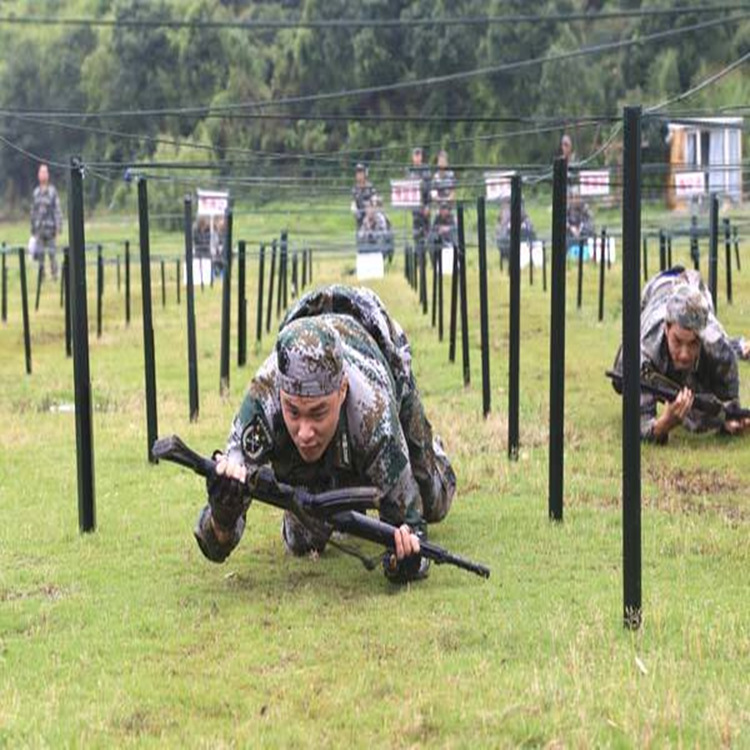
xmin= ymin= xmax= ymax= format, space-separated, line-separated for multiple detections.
xmin=1 ymin=197 xmax=749 ymax=748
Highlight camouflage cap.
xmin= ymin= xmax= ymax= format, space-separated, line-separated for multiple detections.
xmin=276 ymin=318 xmax=344 ymax=397
xmin=665 ymin=283 xmax=709 ymax=333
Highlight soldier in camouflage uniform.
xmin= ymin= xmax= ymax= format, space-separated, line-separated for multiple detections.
xmin=407 ymin=147 xmax=431 ymax=251
xmin=194 ymin=285 xmax=456 ymax=582
xmin=30 ymin=164 xmax=63 ymax=280
xmin=613 ymin=268 xmax=750 ymax=444
xmin=431 ymin=150 xmax=456 ymax=205
xmin=431 ymin=201 xmax=456 ymax=248
xmin=351 ymin=163 xmax=374 ymax=230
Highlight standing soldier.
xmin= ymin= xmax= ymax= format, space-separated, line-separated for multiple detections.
xmin=30 ymin=164 xmax=63 ymax=281
xmin=432 ymin=150 xmax=456 ymax=205
xmin=351 ymin=163 xmax=374 ymax=230
xmin=407 ymin=147 xmax=431 ymax=253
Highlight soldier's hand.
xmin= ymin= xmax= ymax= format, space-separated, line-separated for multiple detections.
xmin=206 ymin=453 xmax=249 ymax=533
xmin=393 ymin=524 xmax=420 ymax=560
xmin=724 ymin=416 xmax=750 ymax=436
xmin=663 ymin=387 xmax=694 ymax=426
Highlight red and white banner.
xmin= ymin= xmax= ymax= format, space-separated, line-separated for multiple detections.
xmin=485 ymin=172 xmax=514 ymax=202
xmin=674 ymin=171 xmax=705 ymax=197
xmin=579 ymin=170 xmax=610 ymax=196
xmin=196 ymin=189 xmax=229 ymax=217
xmin=390 ymin=179 xmax=422 ymax=208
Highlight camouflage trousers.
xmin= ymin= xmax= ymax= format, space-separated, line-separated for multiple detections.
xmin=34 ymin=237 xmax=58 ymax=280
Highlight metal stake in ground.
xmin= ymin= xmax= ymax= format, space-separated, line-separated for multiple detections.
xmin=1 ymin=249 xmax=7 ymax=323
xmin=732 ymin=224 xmax=741 ymax=272
xmin=724 ymin=218 xmax=733 ymax=304
xmin=220 ymin=208 xmax=233 ymax=396
xmin=690 ymin=216 xmax=700 ymax=272
xmin=448 ymin=242 xmax=459 ymax=363
xmin=183 ymin=196 xmax=199 ymax=422
xmin=276 ymin=237 xmax=284 ymax=319
xmin=667 ymin=232 xmax=673 ymax=268
xmin=125 ymin=240 xmax=131 ymax=325
xmin=659 ymin=229 xmax=666 ymax=272
xmin=576 ymin=238 xmax=584 ymax=310
xmin=438 ymin=244 xmax=444 ymax=341
xmin=18 ymin=248 xmax=32 ymax=375
xmin=458 ymin=205 xmax=471 ymax=386
xmin=256 ymin=244 xmax=265 ymax=344
xmin=64 ymin=250 xmax=71 ymax=358
xmin=622 ymin=105 xmax=642 ymax=630
xmin=160 ymin=259 xmax=166 ymax=308
xmin=302 ymin=247 xmax=307 ymax=289
xmin=34 ymin=262 xmax=43 ymax=312
xmin=237 ymin=239 xmax=247 ymax=367
xmin=68 ymin=159 xmax=95 ymax=532
xmin=708 ymin=193 xmax=719 ymax=312
xmin=266 ymin=239 xmax=276 ymax=333
xmin=116 ymin=254 xmax=121 ymax=292
xmin=542 ymin=240 xmax=547 ymax=292
xmin=176 ymin=258 xmax=181 ymax=305
xmin=477 ymin=196 xmax=491 ymax=417
xmin=642 ymin=237 xmax=649 ymax=281
xmin=431 ymin=246 xmax=438 ymax=328
xmin=281 ymin=231 xmax=289 ymax=312
xmin=420 ymin=246 xmax=428 ymax=315
xmin=137 ymin=178 xmax=159 ymax=463
xmin=598 ymin=227 xmax=606 ymax=322
xmin=292 ymin=251 xmax=298 ymax=300
xmin=548 ymin=156 xmax=568 ymax=522
xmin=96 ymin=244 xmax=103 ymax=338
xmin=508 ymin=174 xmax=522 ymax=460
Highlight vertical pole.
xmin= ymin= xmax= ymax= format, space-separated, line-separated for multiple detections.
xmin=666 ymin=232 xmax=672 ymax=268
xmin=309 ymin=248 xmax=313 ymax=284
xmin=659 ymin=229 xmax=666 ymax=272
xmin=256 ymin=244 xmax=265 ymax=344
xmin=438 ymin=244 xmax=444 ymax=342
xmin=96 ymin=244 xmax=103 ymax=338
xmin=548 ymin=156 xmax=567 ymax=522
xmin=642 ymin=237 xmax=649 ymax=282
xmin=61 ymin=252 xmax=65 ymax=307
xmin=64 ymin=250 xmax=71 ymax=358
xmin=690 ymin=216 xmax=700 ymax=272
xmin=708 ymin=193 xmax=719 ymax=312
xmin=458 ymin=205 xmax=471 ymax=387
xmin=508 ymin=175 xmax=521 ymax=460
xmin=477 ymin=197 xmax=491 ymax=418
xmin=220 ymin=208 xmax=233 ymax=396
xmin=276 ymin=238 xmax=284 ymax=319
xmin=116 ymin=253 xmax=121 ymax=293
xmin=723 ymin=218 xmax=733 ymax=304
xmin=34 ymin=262 xmax=43 ymax=312
xmin=448 ymin=242 xmax=459 ymax=362
xmin=302 ymin=247 xmax=308 ymax=289
xmin=281 ymin=231 xmax=288 ymax=312
xmin=237 ymin=239 xmax=247 ymax=367
xmin=542 ymin=240 xmax=547 ymax=292
xmin=1 ymin=250 xmax=6 ymax=322
xmin=732 ymin=224 xmax=741 ymax=272
xmin=576 ymin=238 xmax=584 ymax=310
xmin=68 ymin=159 xmax=95 ymax=532
xmin=267 ymin=239 xmax=276 ymax=332
xmin=176 ymin=258 xmax=181 ymax=304
xmin=431 ymin=246 xmax=438 ymax=328
xmin=598 ymin=227 xmax=606 ymax=322
xmin=292 ymin=251 xmax=298 ymax=300
xmin=137 ymin=178 xmax=159 ymax=463
xmin=529 ymin=240 xmax=534 ymax=286
xmin=18 ymin=248 xmax=32 ymax=375
xmin=125 ymin=240 xmax=131 ymax=326
xmin=160 ymin=259 xmax=166 ymax=308
xmin=420 ymin=248 xmax=428 ymax=315
xmin=184 ymin=196 xmax=199 ymax=422
xmin=622 ymin=105 xmax=642 ymax=630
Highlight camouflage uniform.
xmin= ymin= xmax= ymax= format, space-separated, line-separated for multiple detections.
xmin=351 ymin=181 xmax=375 ymax=229
xmin=431 ymin=205 xmax=456 ymax=247
xmin=407 ymin=164 xmax=432 ymax=248
xmin=195 ymin=284 xmax=456 ymax=563
xmin=432 ymin=168 xmax=456 ymax=204
xmin=614 ymin=268 xmax=745 ymax=443
xmin=30 ymin=184 xmax=63 ymax=279
xmin=357 ymin=209 xmax=389 ymax=249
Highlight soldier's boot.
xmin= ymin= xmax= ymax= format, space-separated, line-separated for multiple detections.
xmin=400 ymin=388 xmax=456 ymax=524
xmin=281 ymin=511 xmax=332 ymax=557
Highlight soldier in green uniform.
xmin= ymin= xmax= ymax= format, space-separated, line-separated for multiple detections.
xmin=613 ymin=268 xmax=750 ymax=444
xmin=195 ymin=285 xmax=456 ymax=582
xmin=30 ymin=164 xmax=63 ymax=280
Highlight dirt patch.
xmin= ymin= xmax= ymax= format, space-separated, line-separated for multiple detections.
xmin=647 ymin=466 xmax=741 ymax=498
xmin=0 ymin=584 xmax=64 ymax=602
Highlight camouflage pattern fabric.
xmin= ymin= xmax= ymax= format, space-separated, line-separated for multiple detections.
xmin=407 ymin=164 xmax=432 ymax=245
xmin=31 ymin=184 xmax=62 ymax=241
xmin=195 ymin=285 xmax=456 ymax=562
xmin=432 ymin=168 xmax=456 ymax=203
xmin=614 ymin=268 xmax=742 ymax=443
xmin=351 ymin=182 xmax=375 ymax=228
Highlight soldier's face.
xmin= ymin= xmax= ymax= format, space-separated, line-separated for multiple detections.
xmin=38 ymin=165 xmax=49 ymax=186
xmin=280 ymin=380 xmax=348 ymax=463
xmin=666 ymin=323 xmax=701 ymax=371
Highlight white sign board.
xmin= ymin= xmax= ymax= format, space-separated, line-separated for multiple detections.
xmin=183 ymin=258 xmax=213 ymax=286
xmin=441 ymin=245 xmax=454 ymax=276
xmin=485 ymin=171 xmax=514 ymax=202
xmin=674 ymin=171 xmax=705 ymax=198
xmin=357 ymin=252 xmax=385 ymax=280
xmin=589 ymin=236 xmax=617 ymax=264
xmin=520 ymin=241 xmax=544 ymax=269
xmin=196 ymin=189 xmax=229 ymax=217
xmin=579 ymin=170 xmax=610 ymax=196
xmin=390 ymin=179 xmax=422 ymax=208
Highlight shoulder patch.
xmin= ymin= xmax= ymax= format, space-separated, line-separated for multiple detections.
xmin=241 ymin=413 xmax=274 ymax=461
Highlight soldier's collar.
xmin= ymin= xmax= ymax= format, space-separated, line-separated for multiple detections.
xmin=332 ymin=397 xmax=352 ymax=470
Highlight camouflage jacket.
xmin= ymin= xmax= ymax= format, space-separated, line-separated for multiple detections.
xmin=432 ymin=169 xmax=456 ymax=203
xmin=226 ymin=286 xmax=423 ymax=531
xmin=30 ymin=185 xmax=62 ymax=240
xmin=629 ymin=269 xmax=741 ymax=442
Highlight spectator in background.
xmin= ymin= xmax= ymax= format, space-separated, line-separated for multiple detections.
xmin=432 ymin=150 xmax=456 ymax=205
xmin=407 ymin=147 xmax=431 ymax=252
xmin=351 ymin=163 xmax=374 ymax=229
xmin=30 ymin=164 xmax=63 ymax=281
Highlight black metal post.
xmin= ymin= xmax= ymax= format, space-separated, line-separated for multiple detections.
xmin=220 ymin=208 xmax=233 ymax=395
xmin=542 ymin=240 xmax=547 ymax=292
xmin=708 ymin=194 xmax=719 ymax=312
xmin=302 ymin=247 xmax=308 ymax=289
xmin=34 ymin=261 xmax=43 ymax=312
xmin=125 ymin=240 xmax=131 ymax=325
xmin=64 ymin=250 xmax=71 ymax=358
xmin=598 ymin=227 xmax=606 ymax=322
xmin=438 ymin=244 xmax=444 ymax=342
xmin=276 ymin=238 xmax=284 ymax=319
xmin=60 ymin=253 xmax=65 ymax=308
xmin=267 ymin=239 xmax=276 ymax=333
xmin=1 ymin=250 xmax=7 ymax=322
xmin=448 ymin=243 xmax=458 ymax=362
xmin=508 ymin=174 xmax=521 ymax=460
xmin=622 ymin=105 xmax=642 ymax=630
xmin=576 ymin=238 xmax=584 ymax=310
xmin=96 ymin=244 xmax=103 ymax=338
xmin=68 ymin=159 xmax=95 ymax=532
xmin=724 ymin=218 xmax=733 ymax=304
xmin=160 ymin=259 xmax=166 ymax=308
xmin=642 ymin=237 xmax=649 ymax=282
xmin=292 ymin=250 xmax=298 ymax=300
xmin=116 ymin=254 xmax=121 ymax=292
xmin=431 ymin=246 xmax=438 ymax=328
xmin=477 ymin=197 xmax=491 ymax=417
xmin=529 ymin=240 xmax=534 ymax=286
xmin=176 ymin=258 xmax=181 ymax=304
xmin=548 ymin=156 xmax=567 ymax=522
xmin=733 ymin=224 xmax=741 ymax=272
xmin=281 ymin=231 xmax=288 ymax=312
xmin=184 ymin=196 xmax=199 ymax=422
xmin=18 ymin=248 xmax=32 ymax=375
xmin=308 ymin=248 xmax=313 ymax=284
xmin=137 ymin=178 xmax=159 ymax=463
xmin=420 ymin=247 xmax=428 ymax=315
xmin=690 ymin=216 xmax=700 ymax=272
xmin=658 ymin=229 xmax=666 ymax=271
xmin=237 ymin=239 xmax=247 ymax=367
xmin=256 ymin=244 xmax=265 ymax=344
xmin=458 ymin=206 xmax=471 ymax=387
xmin=666 ymin=232 xmax=672 ymax=268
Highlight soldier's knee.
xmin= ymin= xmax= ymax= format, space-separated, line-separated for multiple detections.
xmin=420 ymin=436 xmax=456 ymax=524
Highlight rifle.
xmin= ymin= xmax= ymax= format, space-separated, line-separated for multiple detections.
xmin=605 ymin=369 xmax=750 ymax=423
xmin=152 ymin=434 xmax=490 ymax=579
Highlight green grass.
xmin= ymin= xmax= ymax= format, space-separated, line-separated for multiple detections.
xmin=1 ymin=201 xmax=749 ymax=748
